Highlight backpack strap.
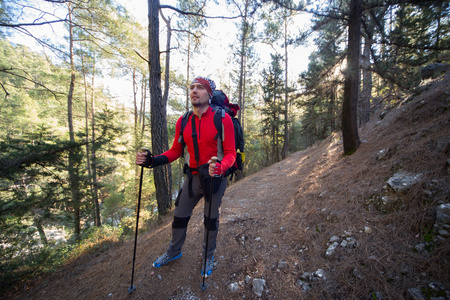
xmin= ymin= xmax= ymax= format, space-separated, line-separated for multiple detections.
xmin=179 ymin=111 xmax=192 ymax=158
xmin=213 ymin=108 xmax=225 ymax=142
xmin=191 ymin=113 xmax=200 ymax=166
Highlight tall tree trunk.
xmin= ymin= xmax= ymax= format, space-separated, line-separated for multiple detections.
xmin=161 ymin=11 xmax=171 ymax=106
xmin=141 ymin=74 xmax=148 ymax=137
xmin=148 ymin=0 xmax=172 ymax=215
xmin=90 ymin=61 xmax=100 ymax=227
xmin=67 ymin=5 xmax=81 ymax=240
xmin=359 ymin=34 xmax=372 ymax=126
xmin=185 ymin=21 xmax=191 ymax=112
xmin=328 ymin=87 xmax=336 ymax=133
xmin=237 ymin=2 xmax=249 ymax=124
xmin=81 ymin=54 xmax=96 ymax=226
xmin=342 ymin=0 xmax=361 ymax=155
xmin=281 ymin=12 xmax=289 ymax=159
xmin=133 ymin=68 xmax=138 ymax=130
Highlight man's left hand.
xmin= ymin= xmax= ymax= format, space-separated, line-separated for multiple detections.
xmin=208 ymin=159 xmax=222 ymax=177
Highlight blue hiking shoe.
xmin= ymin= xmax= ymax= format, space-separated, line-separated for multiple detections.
xmin=201 ymin=256 xmax=215 ymax=278
xmin=153 ymin=252 xmax=182 ymax=268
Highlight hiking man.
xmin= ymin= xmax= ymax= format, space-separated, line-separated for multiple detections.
xmin=136 ymin=77 xmax=236 ymax=277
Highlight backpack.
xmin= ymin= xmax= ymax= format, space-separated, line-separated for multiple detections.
xmin=179 ymin=90 xmax=245 ymax=178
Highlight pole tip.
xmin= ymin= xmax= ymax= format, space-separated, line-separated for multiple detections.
xmin=200 ymin=282 xmax=207 ymax=291
xmin=128 ymin=285 xmax=136 ymax=293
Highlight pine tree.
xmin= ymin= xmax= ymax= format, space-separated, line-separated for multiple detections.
xmin=261 ymin=54 xmax=285 ymax=164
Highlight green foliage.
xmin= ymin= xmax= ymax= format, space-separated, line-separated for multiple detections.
xmin=261 ymin=54 xmax=286 ymax=164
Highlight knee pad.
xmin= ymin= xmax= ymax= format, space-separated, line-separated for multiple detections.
xmin=203 ymin=216 xmax=218 ymax=231
xmin=172 ymin=216 xmax=190 ymax=229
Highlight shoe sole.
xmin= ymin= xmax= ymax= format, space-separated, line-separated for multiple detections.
xmin=153 ymin=252 xmax=182 ymax=268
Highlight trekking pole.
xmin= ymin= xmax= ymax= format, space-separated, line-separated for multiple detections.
xmin=128 ymin=148 xmax=148 ymax=293
xmin=200 ymin=156 xmax=218 ymax=291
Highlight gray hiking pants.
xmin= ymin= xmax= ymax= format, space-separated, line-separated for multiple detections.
xmin=166 ymin=173 xmax=227 ymax=260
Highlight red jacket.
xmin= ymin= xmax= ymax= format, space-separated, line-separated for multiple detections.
xmin=161 ymin=106 xmax=236 ymax=173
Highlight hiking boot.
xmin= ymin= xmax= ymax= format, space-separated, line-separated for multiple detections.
xmin=152 ymin=252 xmax=182 ymax=268
xmin=201 ymin=256 xmax=215 ymax=278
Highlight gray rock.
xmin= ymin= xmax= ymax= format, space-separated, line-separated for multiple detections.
xmin=436 ymin=204 xmax=450 ymax=224
xmin=407 ymin=287 xmax=426 ymax=300
xmin=387 ymin=171 xmax=423 ymax=193
xmin=376 ymin=148 xmax=391 ymax=160
xmin=245 ymin=275 xmax=252 ymax=284
xmin=228 ymin=282 xmax=239 ymax=293
xmin=252 ymin=278 xmax=266 ymax=297
xmin=421 ymin=63 xmax=449 ymax=80
xmin=329 ymin=236 xmax=340 ymax=243
xmin=278 ymin=260 xmax=288 ymax=269
xmin=428 ymin=282 xmax=445 ymax=293
xmin=325 ymin=242 xmax=339 ymax=257
xmin=314 ymin=269 xmax=326 ymax=279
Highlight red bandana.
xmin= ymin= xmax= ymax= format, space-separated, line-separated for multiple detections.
xmin=192 ymin=77 xmax=213 ymax=96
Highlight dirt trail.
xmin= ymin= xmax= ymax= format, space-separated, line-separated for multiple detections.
xmin=17 ymin=147 xmax=316 ymax=300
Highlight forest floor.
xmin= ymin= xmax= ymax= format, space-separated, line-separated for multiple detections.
xmin=10 ymin=74 xmax=450 ymax=299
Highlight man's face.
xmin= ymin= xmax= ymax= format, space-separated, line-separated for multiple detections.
xmin=190 ymin=82 xmax=210 ymax=108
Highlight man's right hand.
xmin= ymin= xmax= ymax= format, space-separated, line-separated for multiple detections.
xmin=136 ymin=149 xmax=152 ymax=167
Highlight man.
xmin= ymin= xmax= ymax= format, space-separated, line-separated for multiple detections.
xmin=136 ymin=77 xmax=236 ymax=277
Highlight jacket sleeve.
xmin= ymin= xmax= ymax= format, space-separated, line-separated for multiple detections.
xmin=151 ymin=116 xmax=184 ymax=167
xmin=220 ymin=113 xmax=236 ymax=172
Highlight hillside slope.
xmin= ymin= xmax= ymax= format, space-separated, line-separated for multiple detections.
xmin=14 ymin=74 xmax=449 ymax=299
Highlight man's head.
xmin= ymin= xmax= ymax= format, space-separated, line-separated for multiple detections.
xmin=190 ymin=77 xmax=216 ymax=108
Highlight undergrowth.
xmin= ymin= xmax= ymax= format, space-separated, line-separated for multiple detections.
xmin=0 ymin=225 xmax=122 ymax=297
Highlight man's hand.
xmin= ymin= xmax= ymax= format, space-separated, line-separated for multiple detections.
xmin=208 ymin=157 xmax=222 ymax=177
xmin=136 ymin=149 xmax=152 ymax=167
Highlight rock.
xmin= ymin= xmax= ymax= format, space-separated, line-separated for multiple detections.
xmin=376 ymin=148 xmax=391 ymax=160
xmin=346 ymin=237 xmax=358 ymax=248
xmin=406 ymin=287 xmax=426 ymax=300
xmin=365 ymin=226 xmax=373 ymax=234
xmin=325 ymin=242 xmax=339 ymax=257
xmin=300 ymin=272 xmax=312 ymax=281
xmin=436 ymin=137 xmax=450 ymax=153
xmin=329 ymin=236 xmax=340 ymax=243
xmin=252 ymin=278 xmax=266 ymax=297
xmin=375 ymin=292 xmax=385 ymax=299
xmin=278 ymin=260 xmax=288 ymax=269
xmin=428 ymin=281 xmax=445 ymax=293
xmin=353 ymin=268 xmax=363 ymax=279
xmin=314 ymin=269 xmax=326 ymax=279
xmin=415 ymin=243 xmax=430 ymax=257
xmin=386 ymin=171 xmax=423 ymax=193
xmin=228 ymin=282 xmax=239 ymax=293
xmin=438 ymin=229 xmax=449 ymax=237
xmin=421 ymin=63 xmax=449 ymax=80
xmin=245 ymin=275 xmax=252 ymax=284
xmin=436 ymin=204 xmax=450 ymax=224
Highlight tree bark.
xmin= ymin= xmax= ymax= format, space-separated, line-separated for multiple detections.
xmin=281 ymin=12 xmax=289 ymax=159
xmin=148 ymin=0 xmax=172 ymax=215
xmin=342 ymin=0 xmax=361 ymax=155
xmin=359 ymin=34 xmax=372 ymax=126
xmin=89 ymin=54 xmax=101 ymax=227
xmin=67 ymin=4 xmax=81 ymax=240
